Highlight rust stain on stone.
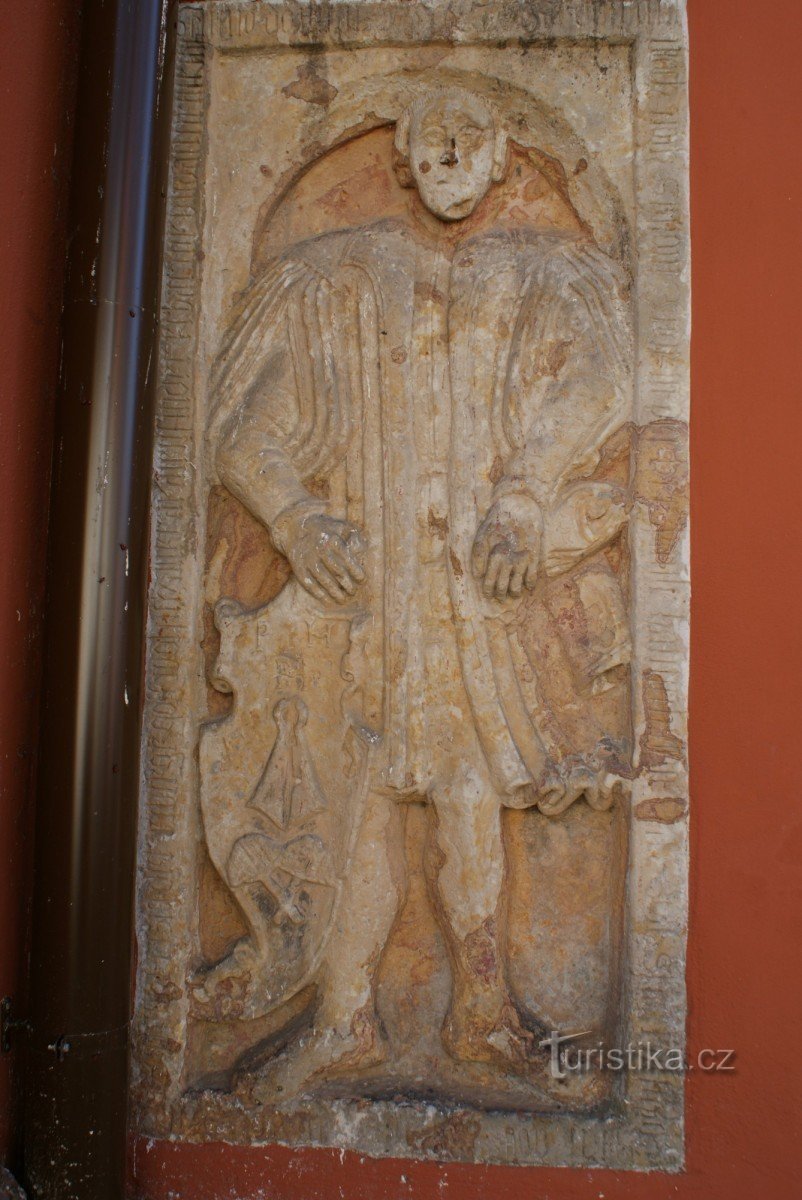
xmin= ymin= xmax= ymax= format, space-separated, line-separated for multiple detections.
xmin=543 ymin=337 xmax=572 ymax=377
xmin=427 ymin=507 xmax=449 ymax=538
xmin=639 ymin=669 xmax=685 ymax=768
xmin=449 ymin=548 xmax=464 ymax=578
xmin=317 ymin=162 xmax=394 ymax=221
xmin=633 ymin=418 xmax=689 ymax=565
xmin=523 ymin=173 xmax=550 ymax=202
xmin=634 ymin=796 xmax=687 ymax=823
xmin=414 ymin=280 xmax=446 ymax=307
xmin=489 ymin=453 xmax=506 ymax=485
xmin=464 ymin=916 xmax=500 ymax=985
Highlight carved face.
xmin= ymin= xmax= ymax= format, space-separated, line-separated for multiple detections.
xmin=408 ymin=93 xmax=498 ymax=221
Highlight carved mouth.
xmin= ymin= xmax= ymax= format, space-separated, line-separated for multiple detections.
xmin=443 ymin=195 xmax=475 ymax=214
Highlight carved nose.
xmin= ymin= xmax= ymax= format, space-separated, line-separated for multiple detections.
xmin=439 ymin=138 xmax=459 ymax=167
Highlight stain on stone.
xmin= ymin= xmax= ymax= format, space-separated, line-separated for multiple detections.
xmin=329 ymin=170 xmax=394 ymax=227
xmin=307 ymin=474 xmax=331 ymax=501
xmin=449 ymin=548 xmax=464 ymax=578
xmin=414 ymin=280 xmax=446 ymax=306
xmin=633 ymin=419 xmax=689 ymax=565
xmin=639 ymin=669 xmax=685 ymax=767
xmin=464 ymin=916 xmax=499 ymax=984
xmin=634 ymin=796 xmax=686 ymax=823
xmin=522 ymin=172 xmax=549 ymax=202
xmin=489 ymin=453 xmax=506 ymax=485
xmin=282 ymin=62 xmax=338 ymax=106
xmin=543 ymin=337 xmax=572 ymax=377
xmin=427 ymin=507 xmax=449 ymax=538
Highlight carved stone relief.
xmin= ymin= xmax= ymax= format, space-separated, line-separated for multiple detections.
xmin=133 ymin=0 xmax=689 ymax=1170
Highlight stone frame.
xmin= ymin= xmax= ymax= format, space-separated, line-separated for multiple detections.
xmin=132 ymin=0 xmax=689 ymax=1170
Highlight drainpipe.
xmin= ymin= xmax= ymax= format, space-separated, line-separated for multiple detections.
xmin=22 ymin=1 xmax=174 ymax=1196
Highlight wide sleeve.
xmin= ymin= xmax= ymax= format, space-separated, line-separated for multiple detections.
xmin=492 ymin=241 xmax=633 ymax=510
xmin=209 ymin=255 xmax=354 ymax=541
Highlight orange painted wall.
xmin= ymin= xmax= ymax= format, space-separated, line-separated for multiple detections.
xmin=0 ymin=0 xmax=79 ymax=1166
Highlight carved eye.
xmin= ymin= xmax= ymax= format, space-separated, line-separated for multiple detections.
xmin=458 ymin=125 xmax=484 ymax=153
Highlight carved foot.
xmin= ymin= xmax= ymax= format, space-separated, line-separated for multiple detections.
xmin=442 ymin=998 xmax=540 ymax=1075
xmin=318 ymin=1003 xmax=391 ymax=1078
xmin=262 ymin=1003 xmax=390 ymax=1097
xmin=443 ymin=1000 xmax=612 ymax=1107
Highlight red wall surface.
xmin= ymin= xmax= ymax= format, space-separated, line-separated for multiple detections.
xmin=0 ymin=0 xmax=79 ymax=1166
xmin=2 ymin=0 xmax=801 ymax=1197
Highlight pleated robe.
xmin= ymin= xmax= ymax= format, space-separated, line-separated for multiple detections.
xmin=210 ymin=218 xmax=633 ymax=803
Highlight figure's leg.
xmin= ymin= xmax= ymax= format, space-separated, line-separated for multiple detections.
xmin=318 ymin=789 xmax=404 ymax=1045
xmin=428 ymin=763 xmax=533 ymax=1070
xmin=275 ymin=788 xmax=404 ymax=1086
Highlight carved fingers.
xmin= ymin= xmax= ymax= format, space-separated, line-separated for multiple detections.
xmin=285 ymin=513 xmax=366 ymax=604
xmin=474 ymin=534 xmax=535 ymax=600
xmin=479 ymin=548 xmax=532 ymax=600
xmin=296 ymin=570 xmax=329 ymax=603
xmin=471 ymin=494 xmax=543 ymax=601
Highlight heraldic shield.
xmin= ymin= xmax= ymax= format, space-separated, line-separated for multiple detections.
xmin=197 ymin=578 xmax=375 ymax=1029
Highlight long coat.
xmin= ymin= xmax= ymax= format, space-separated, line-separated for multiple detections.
xmin=210 ymin=218 xmax=633 ymax=802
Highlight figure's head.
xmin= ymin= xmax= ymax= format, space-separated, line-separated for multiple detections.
xmin=394 ymin=88 xmax=508 ymax=221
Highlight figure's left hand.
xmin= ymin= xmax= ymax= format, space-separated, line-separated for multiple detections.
xmin=471 ymin=494 xmax=542 ymax=600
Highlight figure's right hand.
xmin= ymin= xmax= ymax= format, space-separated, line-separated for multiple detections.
xmin=273 ymin=507 xmax=366 ymax=603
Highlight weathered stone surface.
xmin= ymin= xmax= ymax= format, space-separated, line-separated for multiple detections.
xmin=133 ymin=0 xmax=689 ymax=1170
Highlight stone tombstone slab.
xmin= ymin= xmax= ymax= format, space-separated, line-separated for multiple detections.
xmin=133 ymin=0 xmax=689 ymax=1171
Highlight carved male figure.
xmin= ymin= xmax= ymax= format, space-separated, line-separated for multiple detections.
xmin=206 ymin=87 xmax=632 ymax=1084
